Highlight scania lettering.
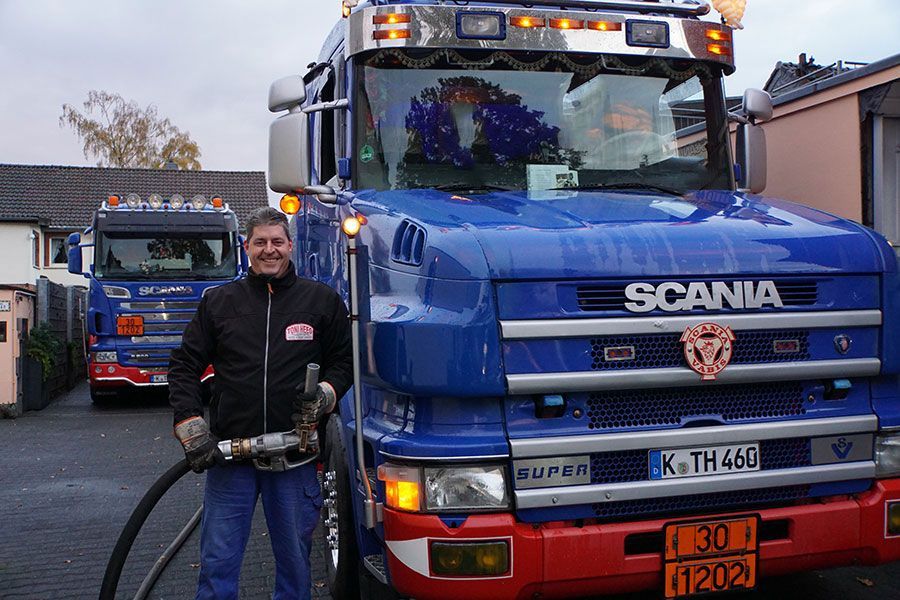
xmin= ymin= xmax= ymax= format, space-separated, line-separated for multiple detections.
xmin=624 ymin=280 xmax=784 ymax=312
xmin=267 ymin=1 xmax=900 ymax=598
xmin=68 ymin=194 xmax=247 ymax=403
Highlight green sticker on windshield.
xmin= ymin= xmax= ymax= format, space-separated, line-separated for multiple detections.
xmin=359 ymin=144 xmax=374 ymax=163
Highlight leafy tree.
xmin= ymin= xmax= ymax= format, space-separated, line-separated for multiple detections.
xmin=60 ymin=90 xmax=201 ymax=170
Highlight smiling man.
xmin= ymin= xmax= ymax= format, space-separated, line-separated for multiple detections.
xmin=168 ymin=206 xmax=353 ymax=600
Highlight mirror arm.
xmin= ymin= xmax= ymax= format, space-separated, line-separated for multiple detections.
xmin=303 ymin=98 xmax=350 ymax=114
xmin=727 ymin=112 xmax=751 ymax=125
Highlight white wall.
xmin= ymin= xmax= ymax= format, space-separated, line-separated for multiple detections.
xmin=0 ymin=223 xmax=39 ymax=285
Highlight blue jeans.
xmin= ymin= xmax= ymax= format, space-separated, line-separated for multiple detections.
xmin=196 ymin=463 xmax=322 ymax=600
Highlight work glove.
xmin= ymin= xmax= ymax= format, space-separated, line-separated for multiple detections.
xmin=291 ymin=382 xmax=336 ymax=427
xmin=174 ymin=416 xmax=226 ymax=473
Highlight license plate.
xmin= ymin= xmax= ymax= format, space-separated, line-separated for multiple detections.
xmin=664 ymin=516 xmax=759 ymax=598
xmin=116 ymin=315 xmax=144 ymax=336
xmin=150 ymin=374 xmax=167 ymax=383
xmin=649 ymin=443 xmax=759 ymax=480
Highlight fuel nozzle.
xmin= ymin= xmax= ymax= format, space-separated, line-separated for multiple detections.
xmin=296 ymin=363 xmax=320 ymax=453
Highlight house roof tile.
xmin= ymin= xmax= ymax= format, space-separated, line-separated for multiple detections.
xmin=0 ymin=164 xmax=268 ymax=230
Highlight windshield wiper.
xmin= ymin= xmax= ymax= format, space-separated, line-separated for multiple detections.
xmin=553 ymin=182 xmax=685 ymax=196
xmin=422 ymin=183 xmax=515 ymax=193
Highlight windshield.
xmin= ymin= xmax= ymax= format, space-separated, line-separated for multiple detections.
xmin=95 ymin=231 xmax=237 ymax=280
xmin=354 ymin=50 xmax=731 ymax=193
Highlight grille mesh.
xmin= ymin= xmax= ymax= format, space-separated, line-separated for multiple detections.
xmin=589 ymin=330 xmax=810 ymax=371
xmin=591 ymin=485 xmax=811 ymax=519
xmin=589 ymin=438 xmax=812 ymax=485
xmin=586 ymin=382 xmax=806 ymax=431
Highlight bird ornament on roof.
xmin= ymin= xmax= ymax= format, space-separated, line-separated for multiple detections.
xmin=711 ymin=0 xmax=747 ymax=29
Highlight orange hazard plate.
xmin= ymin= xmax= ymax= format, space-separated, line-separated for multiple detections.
xmin=663 ymin=515 xmax=759 ymax=598
xmin=116 ymin=315 xmax=144 ymax=336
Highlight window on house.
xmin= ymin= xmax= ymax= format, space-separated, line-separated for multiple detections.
xmin=32 ymin=231 xmax=39 ymax=267
xmin=0 ymin=321 xmax=6 ymax=343
xmin=47 ymin=235 xmax=69 ymax=266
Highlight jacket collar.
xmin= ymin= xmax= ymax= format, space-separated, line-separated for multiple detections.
xmin=247 ymin=262 xmax=297 ymax=292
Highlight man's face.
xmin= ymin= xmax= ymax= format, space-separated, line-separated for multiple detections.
xmin=244 ymin=223 xmax=293 ymax=278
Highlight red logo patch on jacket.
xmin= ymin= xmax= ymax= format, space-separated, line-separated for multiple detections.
xmin=285 ymin=323 xmax=314 ymax=341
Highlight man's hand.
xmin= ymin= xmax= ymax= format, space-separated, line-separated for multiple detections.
xmin=174 ymin=416 xmax=225 ymax=473
xmin=291 ymin=382 xmax=336 ymax=427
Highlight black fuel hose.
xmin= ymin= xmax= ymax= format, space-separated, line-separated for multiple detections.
xmin=99 ymin=458 xmax=192 ymax=600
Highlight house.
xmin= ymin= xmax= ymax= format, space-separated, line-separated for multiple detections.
xmin=0 ymin=164 xmax=268 ymax=287
xmin=752 ymin=53 xmax=900 ymax=246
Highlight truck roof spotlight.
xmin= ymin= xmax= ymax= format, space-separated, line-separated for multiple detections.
xmin=169 ymin=194 xmax=185 ymax=209
xmin=148 ymin=194 xmax=164 ymax=209
xmin=191 ymin=195 xmax=208 ymax=210
xmin=125 ymin=193 xmax=141 ymax=208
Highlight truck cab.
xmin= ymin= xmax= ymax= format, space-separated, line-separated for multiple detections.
xmin=69 ymin=194 xmax=246 ymax=403
xmin=268 ymin=1 xmax=900 ymax=598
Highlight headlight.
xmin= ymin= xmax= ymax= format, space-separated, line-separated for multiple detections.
xmin=93 ymin=351 xmax=117 ymax=363
xmin=378 ymin=463 xmax=509 ymax=512
xmin=875 ymin=432 xmax=900 ymax=477
xmin=424 ymin=466 xmax=509 ymax=511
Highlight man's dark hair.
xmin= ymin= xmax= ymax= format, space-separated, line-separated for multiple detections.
xmin=245 ymin=206 xmax=291 ymax=240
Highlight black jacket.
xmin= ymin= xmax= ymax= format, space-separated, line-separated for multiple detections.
xmin=169 ymin=265 xmax=353 ymax=439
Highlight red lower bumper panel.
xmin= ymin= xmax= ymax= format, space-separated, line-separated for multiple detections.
xmin=383 ymin=479 xmax=900 ymax=600
xmin=90 ymin=363 xmax=214 ymax=387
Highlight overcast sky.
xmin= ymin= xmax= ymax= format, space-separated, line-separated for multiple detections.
xmin=1 ymin=0 xmax=898 ymax=179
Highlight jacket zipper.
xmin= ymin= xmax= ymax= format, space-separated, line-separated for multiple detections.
xmin=263 ymin=282 xmax=273 ymax=432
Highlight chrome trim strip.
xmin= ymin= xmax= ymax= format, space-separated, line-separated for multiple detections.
xmin=379 ymin=451 xmax=510 ymax=463
xmin=510 ymin=415 xmax=878 ymax=458
xmin=506 ymin=358 xmax=881 ymax=394
xmin=514 ymin=462 xmax=875 ymax=509
xmin=501 ymin=310 xmax=882 ymax=340
xmin=346 ymin=5 xmax=733 ymax=72
xmin=442 ymin=0 xmax=711 ymax=17
xmin=93 ymin=377 xmax=167 ymax=387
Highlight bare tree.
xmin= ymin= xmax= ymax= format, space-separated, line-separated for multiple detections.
xmin=60 ymin=91 xmax=202 ymax=169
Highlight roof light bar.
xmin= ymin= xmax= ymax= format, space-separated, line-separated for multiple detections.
xmin=432 ymin=0 xmax=710 ymax=17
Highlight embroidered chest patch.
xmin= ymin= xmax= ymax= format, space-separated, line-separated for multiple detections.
xmin=285 ymin=323 xmax=314 ymax=341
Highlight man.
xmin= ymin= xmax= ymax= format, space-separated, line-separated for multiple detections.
xmin=169 ymin=206 xmax=353 ymax=600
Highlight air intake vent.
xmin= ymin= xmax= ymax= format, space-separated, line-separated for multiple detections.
xmin=391 ymin=220 xmax=426 ymax=266
xmin=576 ymin=280 xmax=819 ymax=312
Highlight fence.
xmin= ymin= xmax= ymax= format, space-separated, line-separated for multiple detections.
xmin=36 ymin=278 xmax=87 ymax=398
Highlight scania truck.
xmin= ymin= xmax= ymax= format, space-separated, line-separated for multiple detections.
xmin=68 ymin=194 xmax=246 ymax=403
xmin=266 ymin=1 xmax=900 ymax=598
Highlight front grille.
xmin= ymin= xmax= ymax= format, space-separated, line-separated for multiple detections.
xmin=589 ymin=438 xmax=812 ymax=485
xmin=591 ymin=485 xmax=811 ymax=520
xmin=590 ymin=330 xmax=810 ymax=371
xmin=586 ymin=382 xmax=806 ymax=431
xmin=576 ymin=280 xmax=818 ymax=312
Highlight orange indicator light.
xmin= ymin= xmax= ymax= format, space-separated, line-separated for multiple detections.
xmin=550 ymin=18 xmax=583 ymax=30
xmin=211 ymin=196 xmax=224 ymax=209
xmin=587 ymin=20 xmax=623 ymax=31
xmin=108 ymin=195 xmax=120 ymax=206
xmin=279 ymin=194 xmax=301 ymax=215
xmin=510 ymin=16 xmax=545 ymax=28
xmin=385 ymin=480 xmax=420 ymax=511
xmin=373 ymin=13 xmax=410 ymax=25
xmin=706 ymin=28 xmax=729 ymax=41
xmin=373 ymin=28 xmax=411 ymax=40
xmin=707 ymin=43 xmax=731 ymax=56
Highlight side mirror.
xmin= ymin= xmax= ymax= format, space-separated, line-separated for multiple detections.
xmin=238 ymin=235 xmax=249 ymax=274
xmin=742 ymin=88 xmax=773 ymax=124
xmin=67 ymin=232 xmax=82 ymax=275
xmin=268 ymin=111 xmax=311 ymax=193
xmin=268 ymin=75 xmax=306 ymax=113
xmin=735 ymin=122 xmax=767 ymax=194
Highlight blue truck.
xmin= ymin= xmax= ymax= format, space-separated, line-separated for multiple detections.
xmin=267 ymin=1 xmax=900 ymax=598
xmin=68 ymin=194 xmax=246 ymax=403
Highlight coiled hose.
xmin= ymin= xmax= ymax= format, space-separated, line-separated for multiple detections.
xmin=98 ymin=459 xmax=193 ymax=600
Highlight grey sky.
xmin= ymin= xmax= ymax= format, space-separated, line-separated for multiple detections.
xmin=1 ymin=0 xmax=898 ymax=177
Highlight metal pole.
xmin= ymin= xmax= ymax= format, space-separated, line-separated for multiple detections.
xmin=347 ymin=234 xmax=377 ymax=528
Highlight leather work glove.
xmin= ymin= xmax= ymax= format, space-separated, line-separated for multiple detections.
xmin=174 ymin=416 xmax=226 ymax=473
xmin=292 ymin=382 xmax=337 ymax=453
xmin=291 ymin=382 xmax=336 ymax=426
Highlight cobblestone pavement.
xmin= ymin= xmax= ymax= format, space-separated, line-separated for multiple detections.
xmin=1 ymin=383 xmax=898 ymax=600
